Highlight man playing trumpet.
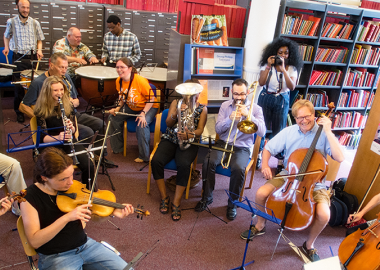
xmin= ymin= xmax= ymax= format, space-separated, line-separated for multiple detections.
xmin=195 ymin=79 xmax=266 ymax=220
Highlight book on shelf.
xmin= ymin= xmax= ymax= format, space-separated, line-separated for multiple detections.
xmin=198 ymin=47 xmax=214 ymax=74
xmin=281 ymin=13 xmax=319 ymax=36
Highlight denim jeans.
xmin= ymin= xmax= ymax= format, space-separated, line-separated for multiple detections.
xmin=257 ymin=90 xmax=290 ymax=158
xmin=108 ymin=105 xmax=158 ymax=161
xmin=37 ymin=237 xmax=127 ymax=270
xmin=202 ymin=140 xmax=251 ymax=207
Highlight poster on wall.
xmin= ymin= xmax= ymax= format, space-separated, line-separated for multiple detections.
xmin=191 ymin=15 xmax=228 ymax=46
xmin=199 ymin=79 xmax=233 ymax=100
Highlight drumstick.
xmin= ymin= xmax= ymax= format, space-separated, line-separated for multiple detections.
xmin=5 ymin=54 xmax=9 ymax=65
xmin=105 ymin=110 xmax=142 ymax=117
xmin=35 ymin=61 xmax=40 ymax=72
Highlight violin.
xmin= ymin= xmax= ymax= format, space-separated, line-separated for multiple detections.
xmin=56 ymin=180 xmax=150 ymax=218
xmin=265 ymin=103 xmax=335 ymax=231
xmin=338 ymin=212 xmax=380 ymax=269
xmin=0 ymin=190 xmax=27 ymax=209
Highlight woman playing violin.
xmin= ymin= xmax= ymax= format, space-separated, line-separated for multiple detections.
xmin=240 ymin=100 xmax=344 ymax=262
xmin=20 ymin=147 xmax=134 ymax=270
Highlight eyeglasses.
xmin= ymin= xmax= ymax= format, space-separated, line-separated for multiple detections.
xmin=116 ymin=66 xmax=129 ymax=70
xmin=295 ymin=114 xmax=313 ymax=121
xmin=232 ymin=92 xmax=247 ymax=96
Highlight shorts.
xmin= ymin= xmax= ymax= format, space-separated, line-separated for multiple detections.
xmin=266 ymin=176 xmax=330 ymax=206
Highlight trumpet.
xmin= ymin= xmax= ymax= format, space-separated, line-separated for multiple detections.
xmin=220 ymin=81 xmax=259 ymax=168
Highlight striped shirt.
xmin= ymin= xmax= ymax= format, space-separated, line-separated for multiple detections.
xmin=53 ymin=37 xmax=96 ymax=77
xmin=4 ymin=16 xmax=45 ymax=54
xmin=101 ymin=29 xmax=141 ymax=64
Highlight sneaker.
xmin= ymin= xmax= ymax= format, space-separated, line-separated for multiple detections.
xmin=16 ymin=113 xmax=24 ymax=123
xmin=301 ymin=242 xmax=320 ymax=262
xmin=11 ymin=202 xmax=21 ymax=216
xmin=256 ymin=157 xmax=262 ymax=170
xmin=240 ymin=225 xmax=266 ymax=240
xmin=194 ymin=199 xmax=213 ymax=212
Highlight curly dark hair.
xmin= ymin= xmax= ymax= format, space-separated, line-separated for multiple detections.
xmin=259 ymin=37 xmax=303 ymax=72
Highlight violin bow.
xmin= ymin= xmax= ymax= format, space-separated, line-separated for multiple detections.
xmin=271 ymin=169 xmax=324 ymax=180
xmin=87 ymin=119 xmax=113 ymax=205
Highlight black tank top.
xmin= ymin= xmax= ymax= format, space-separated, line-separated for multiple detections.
xmin=24 ymin=184 xmax=87 ymax=255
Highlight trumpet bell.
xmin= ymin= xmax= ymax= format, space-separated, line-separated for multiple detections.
xmin=237 ymin=120 xmax=258 ymax=134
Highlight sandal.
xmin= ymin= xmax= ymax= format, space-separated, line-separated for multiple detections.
xmin=159 ymin=196 xmax=170 ymax=214
xmin=171 ymin=203 xmax=182 ymax=221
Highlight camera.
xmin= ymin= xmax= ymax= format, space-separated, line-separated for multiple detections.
xmin=272 ymin=55 xmax=289 ymax=66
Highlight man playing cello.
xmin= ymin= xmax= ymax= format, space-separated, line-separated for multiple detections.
xmin=240 ymin=100 xmax=344 ymax=262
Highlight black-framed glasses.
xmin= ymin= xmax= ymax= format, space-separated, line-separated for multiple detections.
xmin=232 ymin=92 xmax=247 ymax=96
xmin=295 ymin=114 xmax=313 ymax=121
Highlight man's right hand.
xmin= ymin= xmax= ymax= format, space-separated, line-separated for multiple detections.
xmin=2 ymin=48 xmax=9 ymax=56
xmin=77 ymin=58 xmax=87 ymax=65
xmin=261 ymin=166 xmax=272 ymax=180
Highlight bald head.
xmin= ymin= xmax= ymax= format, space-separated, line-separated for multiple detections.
xmin=67 ymin=27 xmax=82 ymax=47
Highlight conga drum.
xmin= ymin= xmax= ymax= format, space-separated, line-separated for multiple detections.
xmin=20 ymin=69 xmax=45 ymax=93
xmin=75 ymin=66 xmax=118 ymax=106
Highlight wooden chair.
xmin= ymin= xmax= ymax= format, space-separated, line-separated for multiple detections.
xmin=146 ymin=109 xmax=196 ymax=200
xmin=17 ymin=216 xmax=38 ymax=270
xmin=214 ymin=135 xmax=262 ymax=201
xmin=123 ymin=85 xmax=160 ymax=157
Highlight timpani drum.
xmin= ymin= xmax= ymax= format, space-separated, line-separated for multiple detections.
xmin=75 ymin=66 xmax=119 ymax=105
xmin=20 ymin=69 xmax=45 ymax=91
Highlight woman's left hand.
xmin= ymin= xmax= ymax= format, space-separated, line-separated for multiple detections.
xmin=136 ymin=113 xmax=147 ymax=128
xmin=113 ymin=204 xmax=134 ymax=218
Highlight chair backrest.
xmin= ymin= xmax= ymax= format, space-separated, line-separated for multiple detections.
xmin=160 ymin=109 xmax=169 ymax=133
xmin=149 ymin=83 xmax=156 ymax=96
xmin=0 ymin=47 xmax=13 ymax=64
xmin=17 ymin=216 xmax=37 ymax=256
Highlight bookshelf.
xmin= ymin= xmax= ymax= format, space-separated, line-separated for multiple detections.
xmin=276 ymin=0 xmax=380 ymax=148
xmin=183 ymin=44 xmax=244 ymax=110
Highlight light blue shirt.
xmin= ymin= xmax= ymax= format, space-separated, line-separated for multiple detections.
xmin=265 ymin=122 xmax=332 ymax=190
xmin=216 ymin=99 xmax=266 ymax=149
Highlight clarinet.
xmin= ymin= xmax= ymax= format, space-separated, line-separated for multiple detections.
xmin=58 ymin=97 xmax=79 ymax=165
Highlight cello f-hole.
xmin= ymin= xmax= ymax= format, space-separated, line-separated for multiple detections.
xmin=302 ymin=186 xmax=308 ymax=202
xmin=376 ymin=242 xmax=380 ymax=250
xmin=281 ymin=181 xmax=293 ymax=193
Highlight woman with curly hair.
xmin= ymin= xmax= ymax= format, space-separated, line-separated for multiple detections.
xmin=257 ymin=37 xmax=303 ymax=173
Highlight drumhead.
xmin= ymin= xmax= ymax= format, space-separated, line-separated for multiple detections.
xmin=20 ymin=69 xmax=45 ymax=78
xmin=75 ymin=66 xmax=118 ymax=80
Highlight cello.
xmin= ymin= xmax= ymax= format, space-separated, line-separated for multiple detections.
xmin=338 ymin=213 xmax=380 ymax=270
xmin=265 ymin=103 xmax=334 ymax=231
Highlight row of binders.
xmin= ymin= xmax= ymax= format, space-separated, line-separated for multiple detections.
xmin=309 ymin=69 xmax=342 ymax=86
xmin=361 ymin=0 xmax=380 ymax=11
xmin=177 ymin=0 xmax=246 ymax=38
xmin=305 ymin=91 xmax=329 ymax=107
xmin=332 ymin=111 xmax=368 ymax=129
xmin=350 ymin=44 xmax=380 ymax=65
xmin=337 ymin=132 xmax=362 ymax=148
xmin=338 ymin=89 xmax=375 ymax=108
xmin=321 ymin=22 xmax=356 ymax=39
xmin=343 ymin=68 xmax=376 ymax=87
xmin=315 ymin=46 xmax=348 ymax=63
xmin=281 ymin=13 xmax=320 ymax=36
xmin=299 ymin=44 xmax=314 ymax=61
xmin=357 ymin=20 xmax=380 ymax=43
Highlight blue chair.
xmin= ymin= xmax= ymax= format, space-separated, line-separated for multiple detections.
xmin=0 ymin=47 xmax=14 ymax=90
xmin=146 ymin=109 xmax=196 ymax=200
xmin=214 ymin=134 xmax=262 ymax=201
xmin=123 ymin=83 xmax=160 ymax=157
